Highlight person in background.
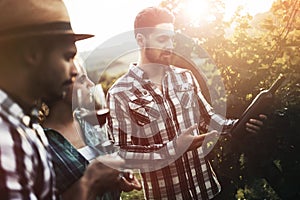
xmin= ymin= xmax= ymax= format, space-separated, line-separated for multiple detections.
xmin=43 ymin=58 xmax=141 ymax=199
xmin=107 ymin=6 xmax=267 ymax=199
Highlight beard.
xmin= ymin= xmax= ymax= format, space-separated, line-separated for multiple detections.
xmin=34 ymin=82 xmax=63 ymax=108
xmin=41 ymin=92 xmax=64 ymax=108
xmin=145 ymin=48 xmax=172 ymax=66
xmin=41 ymin=83 xmax=72 ymax=108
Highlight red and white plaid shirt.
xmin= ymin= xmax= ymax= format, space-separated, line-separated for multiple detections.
xmin=0 ymin=89 xmax=56 ymax=199
xmin=107 ymin=63 xmax=236 ymax=199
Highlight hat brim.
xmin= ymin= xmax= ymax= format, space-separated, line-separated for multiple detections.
xmin=0 ymin=31 xmax=94 ymax=42
xmin=73 ymin=33 xmax=94 ymax=41
xmin=0 ymin=22 xmax=94 ymax=42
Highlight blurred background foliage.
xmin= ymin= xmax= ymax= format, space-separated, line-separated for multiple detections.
xmin=160 ymin=0 xmax=300 ymax=199
xmin=86 ymin=0 xmax=299 ymax=199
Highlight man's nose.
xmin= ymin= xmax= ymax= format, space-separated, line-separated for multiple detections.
xmin=87 ymin=79 xmax=95 ymax=88
xmin=70 ymin=61 xmax=78 ymax=78
xmin=70 ymin=70 xmax=78 ymax=81
xmin=166 ymin=39 xmax=174 ymax=51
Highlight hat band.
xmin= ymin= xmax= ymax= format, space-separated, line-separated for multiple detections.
xmin=0 ymin=22 xmax=74 ymax=37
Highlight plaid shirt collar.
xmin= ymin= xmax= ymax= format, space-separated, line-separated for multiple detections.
xmin=0 ymin=89 xmax=39 ymax=127
xmin=129 ymin=62 xmax=173 ymax=83
xmin=0 ymin=89 xmax=29 ymax=124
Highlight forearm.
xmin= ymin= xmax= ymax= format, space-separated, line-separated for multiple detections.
xmin=118 ymin=140 xmax=177 ymax=161
xmin=117 ymin=140 xmax=179 ymax=171
xmin=195 ymin=89 xmax=237 ymax=133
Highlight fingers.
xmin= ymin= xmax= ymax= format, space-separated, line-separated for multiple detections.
xmin=249 ymin=118 xmax=263 ymax=126
xmin=206 ymin=130 xmax=218 ymax=136
xmin=182 ymin=124 xmax=198 ymax=135
xmin=259 ymin=114 xmax=267 ymax=120
xmin=249 ymin=114 xmax=267 ymax=127
xmin=177 ymin=124 xmax=197 ymax=151
xmin=120 ymin=176 xmax=142 ymax=191
xmin=181 ymin=125 xmax=219 ymax=152
xmin=246 ymin=121 xmax=261 ymax=131
xmin=192 ymin=130 xmax=218 ymax=147
xmin=187 ymin=130 xmax=214 ymax=151
xmin=119 ymin=176 xmax=133 ymax=192
xmin=195 ymin=130 xmax=218 ymax=141
xmin=246 ymin=114 xmax=267 ymax=134
xmin=85 ymin=156 xmax=142 ymax=193
xmin=246 ymin=120 xmax=261 ymax=133
xmin=119 ymin=172 xmax=142 ymax=192
xmin=246 ymin=126 xmax=258 ymax=133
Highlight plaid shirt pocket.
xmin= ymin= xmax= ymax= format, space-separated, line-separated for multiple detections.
xmin=128 ymin=94 xmax=160 ymax=126
xmin=175 ymin=83 xmax=196 ymax=108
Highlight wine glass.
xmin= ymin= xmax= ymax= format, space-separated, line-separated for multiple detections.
xmin=77 ymin=83 xmax=116 ymax=154
xmin=78 ymin=83 xmax=109 ymax=127
xmin=92 ymin=84 xmax=110 ymax=126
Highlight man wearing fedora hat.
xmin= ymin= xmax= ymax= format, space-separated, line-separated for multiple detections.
xmin=0 ymin=1 xmax=131 ymax=199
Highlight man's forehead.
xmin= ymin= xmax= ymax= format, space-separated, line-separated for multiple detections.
xmin=151 ymin=23 xmax=175 ymax=36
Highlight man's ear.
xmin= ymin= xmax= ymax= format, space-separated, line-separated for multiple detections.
xmin=22 ymin=41 xmax=44 ymax=67
xmin=136 ymin=33 xmax=146 ymax=48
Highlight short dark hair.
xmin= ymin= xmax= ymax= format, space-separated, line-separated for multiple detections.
xmin=134 ymin=7 xmax=175 ymax=37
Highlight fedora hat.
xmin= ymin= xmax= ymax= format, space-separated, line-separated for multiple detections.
xmin=0 ymin=0 xmax=94 ymax=41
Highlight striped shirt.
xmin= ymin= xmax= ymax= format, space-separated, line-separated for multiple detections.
xmin=45 ymin=124 xmax=120 ymax=200
xmin=107 ymin=64 xmax=236 ymax=199
xmin=0 ymin=89 xmax=56 ymax=199
xmin=45 ymin=128 xmax=88 ymax=195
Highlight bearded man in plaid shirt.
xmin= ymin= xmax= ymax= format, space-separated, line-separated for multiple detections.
xmin=107 ymin=7 xmax=266 ymax=200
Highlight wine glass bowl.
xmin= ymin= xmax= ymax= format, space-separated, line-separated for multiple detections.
xmin=96 ymin=108 xmax=110 ymax=125
xmin=74 ymin=83 xmax=113 ymax=154
xmin=76 ymin=83 xmax=110 ymax=127
xmin=80 ymin=108 xmax=110 ymax=127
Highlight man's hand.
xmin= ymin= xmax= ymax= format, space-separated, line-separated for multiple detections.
xmin=83 ymin=154 xmax=125 ymax=198
xmin=62 ymin=154 xmax=125 ymax=200
xmin=245 ymin=114 xmax=267 ymax=134
xmin=84 ymin=155 xmax=142 ymax=197
xmin=177 ymin=124 xmax=218 ymax=152
xmin=119 ymin=170 xmax=142 ymax=192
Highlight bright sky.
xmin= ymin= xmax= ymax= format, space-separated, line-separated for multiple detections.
xmin=64 ymin=0 xmax=275 ymax=52
xmin=64 ymin=0 xmax=161 ymax=52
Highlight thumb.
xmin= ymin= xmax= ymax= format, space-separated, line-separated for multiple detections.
xmin=182 ymin=124 xmax=198 ymax=135
xmin=207 ymin=130 xmax=218 ymax=135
